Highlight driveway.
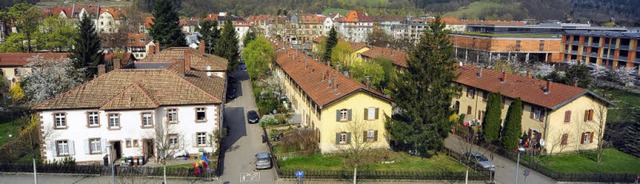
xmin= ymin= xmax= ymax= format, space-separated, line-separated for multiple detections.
xmin=444 ymin=135 xmax=556 ymax=184
xmin=218 ymin=70 xmax=276 ymax=184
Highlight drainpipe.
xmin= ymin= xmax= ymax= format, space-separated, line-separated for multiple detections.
xmin=542 ymin=109 xmax=550 ymax=154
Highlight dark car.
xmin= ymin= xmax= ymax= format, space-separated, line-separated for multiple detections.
xmin=226 ymin=91 xmax=237 ymax=100
xmin=247 ymin=110 xmax=260 ymax=124
xmin=463 ymin=152 xmax=495 ymax=170
xmin=255 ymin=152 xmax=272 ymax=170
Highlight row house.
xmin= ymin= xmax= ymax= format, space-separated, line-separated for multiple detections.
xmin=273 ymin=48 xmax=392 ymax=153
xmin=358 ymin=46 xmax=409 ymax=69
xmin=204 ymin=12 xmax=250 ymax=47
xmin=46 ymin=4 xmax=126 ymax=34
xmin=372 ymin=16 xmax=405 ymax=36
xmin=180 ymin=18 xmax=201 ymax=34
xmin=246 ymin=15 xmax=271 ymax=36
xmin=335 ymin=11 xmax=374 ymax=43
xmin=562 ymin=30 xmax=640 ymax=74
xmin=33 ymin=46 xmax=228 ymax=163
xmin=127 ymin=33 xmax=153 ymax=60
xmin=0 ymin=53 xmax=69 ymax=87
xmin=453 ymin=65 xmax=613 ymax=154
xmin=290 ymin=14 xmax=327 ymax=44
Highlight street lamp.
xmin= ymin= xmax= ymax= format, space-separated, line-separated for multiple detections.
xmin=106 ymin=145 xmax=115 ymax=184
xmin=514 ymin=147 xmax=525 ymax=184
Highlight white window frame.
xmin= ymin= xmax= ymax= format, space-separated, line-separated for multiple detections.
xmin=141 ymin=112 xmax=153 ymax=127
xmin=88 ymin=112 xmax=99 ymax=127
xmin=340 ymin=109 xmax=349 ymax=121
xmin=167 ymin=109 xmax=178 ymax=123
xmin=169 ymin=134 xmax=178 ymax=148
xmin=89 ymin=138 xmax=101 ymax=154
xmin=367 ymin=107 xmax=376 ymax=120
xmin=109 ymin=114 xmax=120 ymax=129
xmin=54 ymin=113 xmax=67 ymax=128
xmin=339 ymin=133 xmax=347 ymax=144
xmin=57 ymin=140 xmax=69 ymax=156
xmin=367 ymin=130 xmax=375 ymax=142
xmin=196 ymin=108 xmax=206 ymax=121
xmin=583 ymin=132 xmax=591 ymax=144
xmin=197 ymin=132 xmax=207 ymax=146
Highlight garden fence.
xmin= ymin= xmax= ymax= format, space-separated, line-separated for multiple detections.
xmin=0 ymin=163 xmax=213 ymax=180
xmin=279 ymin=168 xmax=487 ymax=180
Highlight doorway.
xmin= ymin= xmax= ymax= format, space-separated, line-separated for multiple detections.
xmin=111 ymin=141 xmax=122 ymax=160
xmin=143 ymin=139 xmax=154 ymax=160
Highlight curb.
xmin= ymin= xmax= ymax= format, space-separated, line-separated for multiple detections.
xmin=0 ymin=172 xmax=100 ymax=177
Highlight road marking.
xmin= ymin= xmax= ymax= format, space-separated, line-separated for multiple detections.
xmin=240 ymin=172 xmax=260 ymax=182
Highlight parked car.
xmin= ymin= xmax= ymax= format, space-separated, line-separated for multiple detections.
xmin=247 ymin=110 xmax=260 ymax=124
xmin=226 ymin=91 xmax=237 ymax=100
xmin=463 ymin=152 xmax=495 ymax=169
xmin=255 ymin=152 xmax=272 ymax=170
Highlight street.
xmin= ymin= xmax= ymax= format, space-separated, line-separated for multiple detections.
xmin=444 ymin=135 xmax=557 ymax=184
xmin=218 ymin=70 xmax=277 ymax=184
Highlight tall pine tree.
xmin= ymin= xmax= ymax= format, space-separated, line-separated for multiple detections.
xmin=483 ymin=92 xmax=503 ymax=144
xmin=70 ymin=14 xmax=103 ymax=79
xmin=243 ymin=31 xmax=256 ymax=47
xmin=149 ymin=0 xmax=186 ymax=49
xmin=323 ymin=26 xmax=338 ymax=64
xmin=215 ymin=19 xmax=239 ymax=71
xmin=501 ymin=97 xmax=522 ymax=150
xmin=388 ymin=16 xmax=458 ymax=156
xmin=196 ymin=20 xmax=219 ymax=54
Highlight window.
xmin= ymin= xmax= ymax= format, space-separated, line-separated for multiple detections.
xmin=196 ymin=107 xmax=206 ymax=121
xmin=482 ymin=91 xmax=488 ymax=102
xmin=101 ymin=21 xmax=103 ymax=25
xmin=365 ymin=107 xmax=378 ymax=120
xmin=89 ymin=138 xmax=101 ymax=154
xmin=54 ymin=113 xmax=67 ymax=128
xmin=197 ymin=132 xmax=207 ymax=146
xmin=337 ymin=109 xmax=351 ymax=121
xmin=564 ymin=111 xmax=572 ymax=123
xmin=467 ymin=106 xmax=472 ymax=115
xmin=337 ymin=132 xmax=349 ymax=144
xmin=580 ymin=132 xmax=593 ymax=144
xmin=108 ymin=113 xmax=120 ymax=129
xmin=167 ymin=109 xmax=178 ymax=123
xmin=530 ymin=106 xmax=543 ymax=121
xmin=14 ymin=68 xmax=19 ymax=76
xmin=478 ymin=110 xmax=485 ymax=120
xmin=584 ymin=109 xmax=594 ymax=121
xmin=141 ymin=112 xmax=153 ymax=127
xmin=56 ymin=140 xmax=69 ymax=156
xmin=87 ymin=112 xmax=99 ymax=127
xmin=133 ymin=140 xmax=139 ymax=147
xmin=126 ymin=139 xmax=132 ymax=148
xmin=169 ymin=134 xmax=178 ymax=148
xmin=366 ymin=130 xmax=377 ymax=142
xmin=466 ymin=87 xmax=475 ymax=99
xmin=561 ymin=133 xmax=569 ymax=145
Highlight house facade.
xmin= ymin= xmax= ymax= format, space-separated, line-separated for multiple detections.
xmin=0 ymin=53 xmax=69 ymax=87
xmin=335 ymin=11 xmax=373 ymax=43
xmin=452 ymin=65 xmax=613 ymax=154
xmin=561 ymin=30 xmax=640 ymax=74
xmin=34 ymin=47 xmax=228 ymax=164
xmin=274 ymin=49 xmax=392 ymax=153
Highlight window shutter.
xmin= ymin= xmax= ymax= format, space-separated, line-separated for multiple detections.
xmin=584 ymin=110 xmax=588 ymax=121
xmin=589 ymin=110 xmax=594 ymax=120
xmin=102 ymin=139 xmax=108 ymax=153
xmin=561 ymin=134 xmax=568 ymax=145
xmin=69 ymin=140 xmax=75 ymax=155
xmin=348 ymin=109 xmax=352 ymax=121
xmin=375 ymin=108 xmax=379 ymax=119
xmin=374 ymin=130 xmax=378 ymax=141
xmin=84 ymin=139 xmax=90 ymax=155
xmin=363 ymin=131 xmax=367 ymax=142
xmin=195 ymin=133 xmax=198 ymax=147
xmin=530 ymin=109 xmax=534 ymax=119
xmin=336 ymin=110 xmax=340 ymax=121
xmin=564 ymin=111 xmax=571 ymax=122
xmin=589 ymin=132 xmax=594 ymax=143
xmin=347 ymin=132 xmax=352 ymax=144
xmin=364 ymin=108 xmax=368 ymax=120
xmin=580 ymin=133 xmax=585 ymax=144
xmin=335 ymin=133 xmax=340 ymax=144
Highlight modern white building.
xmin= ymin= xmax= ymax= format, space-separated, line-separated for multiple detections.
xmin=335 ymin=10 xmax=374 ymax=43
xmin=34 ymin=47 xmax=228 ymax=164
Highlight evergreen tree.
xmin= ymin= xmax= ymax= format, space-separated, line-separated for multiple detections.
xmin=149 ymin=0 xmax=186 ymax=49
xmin=388 ymin=16 xmax=457 ymax=156
xmin=215 ymin=19 xmax=240 ymax=71
xmin=243 ymin=31 xmax=256 ymax=47
xmin=482 ymin=92 xmax=503 ymax=144
xmin=196 ymin=20 xmax=219 ymax=54
xmin=70 ymin=15 xmax=103 ymax=79
xmin=323 ymin=26 xmax=338 ymax=64
xmin=501 ymin=98 xmax=522 ymax=150
xmin=622 ymin=110 xmax=640 ymax=157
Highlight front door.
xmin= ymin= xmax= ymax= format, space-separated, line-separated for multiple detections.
xmin=143 ymin=139 xmax=154 ymax=159
xmin=111 ymin=141 xmax=122 ymax=160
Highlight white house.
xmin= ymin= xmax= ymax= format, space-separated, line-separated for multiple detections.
xmin=34 ymin=47 xmax=228 ymax=164
xmin=335 ymin=10 xmax=374 ymax=43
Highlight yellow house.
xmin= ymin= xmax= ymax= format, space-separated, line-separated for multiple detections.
xmin=274 ymin=48 xmax=392 ymax=153
xmin=453 ymin=65 xmax=614 ymax=154
xmin=0 ymin=53 xmax=69 ymax=87
xmin=311 ymin=37 xmax=370 ymax=66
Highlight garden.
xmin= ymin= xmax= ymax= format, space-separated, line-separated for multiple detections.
xmin=523 ymin=148 xmax=640 ymax=174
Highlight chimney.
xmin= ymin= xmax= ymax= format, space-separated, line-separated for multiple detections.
xmin=476 ymin=68 xmax=483 ymax=78
xmin=184 ymin=50 xmax=191 ymax=72
xmin=155 ymin=41 xmax=160 ymax=53
xmin=97 ymin=64 xmax=106 ymax=76
xmin=526 ymin=69 xmax=531 ymax=78
xmin=304 ymin=58 xmax=307 ymax=69
xmin=148 ymin=45 xmax=155 ymax=56
xmin=365 ymin=76 xmax=371 ymax=89
xmin=327 ymin=60 xmax=331 ymax=67
xmin=501 ymin=70 xmax=507 ymax=83
xmin=333 ymin=75 xmax=338 ymax=90
xmin=206 ymin=66 xmax=212 ymax=77
xmin=545 ymin=80 xmax=551 ymax=95
xmin=113 ymin=58 xmax=121 ymax=69
xmin=199 ymin=40 xmax=206 ymax=53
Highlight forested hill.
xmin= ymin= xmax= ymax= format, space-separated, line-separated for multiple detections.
xmin=27 ymin=0 xmax=640 ymax=26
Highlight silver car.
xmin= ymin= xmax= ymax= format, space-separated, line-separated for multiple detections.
xmin=255 ymin=152 xmax=272 ymax=170
xmin=463 ymin=151 xmax=495 ymax=169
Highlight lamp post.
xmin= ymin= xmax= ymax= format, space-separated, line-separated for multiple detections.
xmin=106 ymin=145 xmax=115 ymax=184
xmin=514 ymin=147 xmax=525 ymax=184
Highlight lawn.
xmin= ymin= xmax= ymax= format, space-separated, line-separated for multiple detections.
xmin=166 ymin=163 xmax=195 ymax=169
xmin=443 ymin=1 xmax=505 ymax=19
xmin=0 ymin=117 xmax=28 ymax=147
xmin=278 ymin=150 xmax=468 ymax=172
xmin=527 ymin=148 xmax=640 ymax=174
xmin=589 ymin=86 xmax=640 ymax=123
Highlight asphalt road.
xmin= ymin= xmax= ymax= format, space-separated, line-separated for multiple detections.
xmin=218 ymin=70 xmax=276 ymax=184
xmin=444 ymin=135 xmax=557 ymax=184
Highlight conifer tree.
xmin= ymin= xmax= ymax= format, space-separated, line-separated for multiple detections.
xmin=323 ymin=26 xmax=338 ymax=64
xmin=215 ymin=19 xmax=240 ymax=71
xmin=197 ymin=20 xmax=219 ymax=54
xmin=243 ymin=31 xmax=256 ymax=47
xmin=149 ymin=0 xmax=186 ymax=48
xmin=387 ymin=16 xmax=457 ymax=156
xmin=501 ymin=97 xmax=522 ymax=150
xmin=70 ymin=14 xmax=103 ymax=79
xmin=483 ymin=92 xmax=503 ymax=144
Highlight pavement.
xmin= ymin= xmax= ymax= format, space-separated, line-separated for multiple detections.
xmin=217 ymin=70 xmax=277 ymax=184
xmin=444 ymin=135 xmax=557 ymax=184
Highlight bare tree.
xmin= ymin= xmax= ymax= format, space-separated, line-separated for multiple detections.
xmin=146 ymin=123 xmax=185 ymax=183
xmin=337 ymin=115 xmax=381 ymax=184
xmin=589 ymin=103 xmax=609 ymax=164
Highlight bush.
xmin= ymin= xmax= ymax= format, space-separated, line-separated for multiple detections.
xmin=259 ymin=115 xmax=277 ymax=127
xmin=275 ymin=114 xmax=288 ymax=124
xmin=281 ymin=129 xmax=319 ymax=155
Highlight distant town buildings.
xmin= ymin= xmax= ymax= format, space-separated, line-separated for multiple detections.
xmin=562 ymin=30 xmax=640 ymax=73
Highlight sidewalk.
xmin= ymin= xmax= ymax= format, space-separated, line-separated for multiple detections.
xmin=444 ymin=135 xmax=557 ymax=184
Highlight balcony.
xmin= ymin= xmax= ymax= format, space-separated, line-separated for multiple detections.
xmin=590 ymin=52 xmax=598 ymax=57
xmin=635 ymin=58 xmax=640 ymax=64
xmin=603 ymin=44 xmax=610 ymax=48
xmin=572 ymin=41 xmax=579 ymax=45
xmin=570 ymin=50 xmax=578 ymax=55
xmin=591 ymin=43 xmax=600 ymax=47
xmin=619 ymin=56 xmax=628 ymax=61
xmin=620 ymin=45 xmax=630 ymax=50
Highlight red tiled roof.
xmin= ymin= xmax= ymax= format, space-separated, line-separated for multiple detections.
xmin=455 ymin=65 xmax=611 ymax=110
xmin=179 ymin=18 xmax=200 ymax=26
xmin=275 ymin=49 xmax=391 ymax=107
xmin=144 ymin=17 xmax=153 ymax=29
xmin=348 ymin=42 xmax=369 ymax=52
xmin=440 ymin=17 xmax=525 ymax=26
xmin=203 ymin=13 xmax=219 ymax=21
xmin=99 ymin=7 xmax=126 ymax=20
xmin=49 ymin=7 xmax=72 ymax=17
xmin=128 ymin=33 xmax=150 ymax=47
xmin=337 ymin=10 xmax=373 ymax=23
xmin=0 ymin=53 xmax=69 ymax=67
xmin=300 ymin=14 xmax=325 ymax=24
xmin=360 ymin=47 xmax=408 ymax=68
